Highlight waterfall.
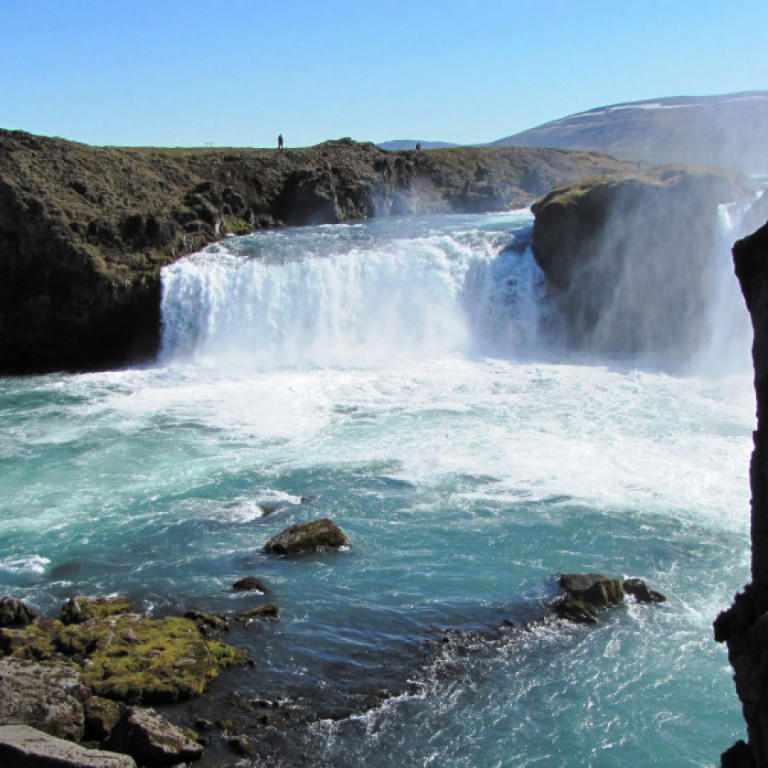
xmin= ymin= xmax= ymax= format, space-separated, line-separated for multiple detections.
xmin=159 ymin=213 xmax=543 ymax=368
xmin=159 ymin=205 xmax=753 ymax=374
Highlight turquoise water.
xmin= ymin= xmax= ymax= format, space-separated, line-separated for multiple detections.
xmin=0 ymin=212 xmax=754 ymax=766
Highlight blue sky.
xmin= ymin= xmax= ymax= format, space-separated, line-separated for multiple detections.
xmin=2 ymin=0 xmax=767 ymax=148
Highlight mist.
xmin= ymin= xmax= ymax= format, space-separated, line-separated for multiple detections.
xmin=531 ymin=169 xmax=759 ymax=374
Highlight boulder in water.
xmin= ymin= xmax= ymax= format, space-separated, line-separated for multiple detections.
xmin=231 ymin=576 xmax=269 ymax=593
xmin=263 ymin=518 xmax=349 ymax=556
xmin=623 ymin=577 xmax=666 ymax=604
xmin=553 ymin=573 xmax=665 ymax=624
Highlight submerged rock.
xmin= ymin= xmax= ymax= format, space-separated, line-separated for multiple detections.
xmin=0 ymin=724 xmax=136 ymax=768
xmin=231 ymin=576 xmax=269 ymax=593
xmin=235 ymin=604 xmax=280 ymax=621
xmin=263 ymin=518 xmax=349 ymax=556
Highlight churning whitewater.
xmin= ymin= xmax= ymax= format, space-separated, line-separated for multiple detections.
xmin=0 ymin=210 xmax=755 ymax=766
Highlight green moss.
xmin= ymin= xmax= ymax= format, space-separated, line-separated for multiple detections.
xmin=223 ymin=216 xmax=253 ymax=236
xmin=0 ymin=622 xmax=56 ymax=660
xmin=61 ymin=595 xmax=135 ymax=624
xmin=81 ymin=615 xmax=245 ymax=703
xmin=0 ymin=613 xmax=246 ymax=705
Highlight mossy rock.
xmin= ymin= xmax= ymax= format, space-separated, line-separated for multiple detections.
xmin=223 ymin=216 xmax=253 ymax=236
xmin=84 ymin=695 xmax=125 ymax=742
xmin=79 ymin=615 xmax=244 ymax=703
xmin=61 ymin=596 xmax=135 ymax=625
xmin=0 ymin=614 xmax=245 ymax=705
xmin=559 ymin=573 xmax=624 ymax=608
xmin=0 ymin=621 xmax=57 ymax=660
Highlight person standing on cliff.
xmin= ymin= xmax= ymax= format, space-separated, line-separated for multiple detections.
xmin=278 ymin=134 xmax=284 ymax=150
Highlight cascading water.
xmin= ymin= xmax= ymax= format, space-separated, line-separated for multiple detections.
xmin=159 ymin=212 xmax=545 ymax=368
xmin=0 ymin=208 xmax=756 ymax=766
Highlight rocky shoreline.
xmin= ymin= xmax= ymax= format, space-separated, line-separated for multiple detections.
xmin=0 ymin=558 xmax=665 ymax=767
xmin=0 ymin=129 xmax=632 ymax=374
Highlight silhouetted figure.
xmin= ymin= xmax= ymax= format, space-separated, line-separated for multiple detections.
xmin=415 ymin=142 xmax=422 ymax=151
xmin=278 ymin=134 xmax=284 ymax=149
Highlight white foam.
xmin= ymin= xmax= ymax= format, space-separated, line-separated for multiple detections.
xmin=0 ymin=555 xmax=50 ymax=575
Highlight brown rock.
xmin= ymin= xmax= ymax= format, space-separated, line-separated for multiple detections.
xmin=559 ymin=573 xmax=624 ymax=608
xmin=263 ymin=518 xmax=349 ymax=556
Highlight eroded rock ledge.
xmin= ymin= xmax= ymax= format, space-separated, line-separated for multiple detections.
xmin=0 ymin=129 xmax=630 ymax=374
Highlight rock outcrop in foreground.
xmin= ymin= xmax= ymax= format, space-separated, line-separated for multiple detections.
xmin=0 ymin=129 xmax=630 ymax=374
xmin=0 ymin=594 xmax=249 ymax=766
xmin=531 ymin=166 xmax=748 ymax=364
xmin=716 ymin=216 xmax=768 ymax=767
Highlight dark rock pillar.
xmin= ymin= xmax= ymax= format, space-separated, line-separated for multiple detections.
xmin=716 ymin=219 xmax=768 ymax=767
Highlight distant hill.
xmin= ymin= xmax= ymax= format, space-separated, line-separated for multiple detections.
xmin=492 ymin=92 xmax=768 ymax=173
xmin=378 ymin=139 xmax=459 ymax=151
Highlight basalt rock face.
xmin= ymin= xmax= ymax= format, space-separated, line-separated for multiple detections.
xmin=716 ymin=218 xmax=768 ymax=767
xmin=531 ymin=166 xmax=747 ymax=364
xmin=0 ymin=129 xmax=630 ymax=374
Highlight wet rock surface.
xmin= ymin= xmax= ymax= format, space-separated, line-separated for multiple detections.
xmin=263 ymin=517 xmax=349 ymax=556
xmin=531 ymin=166 xmax=749 ymax=362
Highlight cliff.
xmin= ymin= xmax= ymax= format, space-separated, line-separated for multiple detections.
xmin=530 ymin=166 xmax=748 ymax=365
xmin=0 ymin=129 xmax=630 ymax=374
xmin=715 ymin=214 xmax=768 ymax=768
